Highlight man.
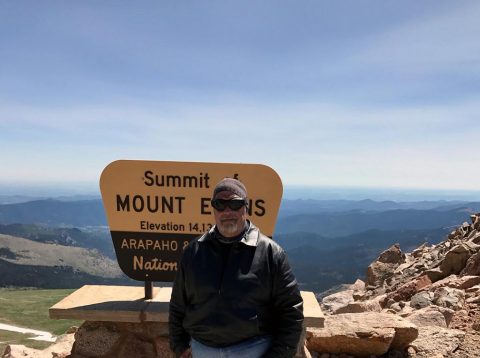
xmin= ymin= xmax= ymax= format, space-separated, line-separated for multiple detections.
xmin=169 ymin=178 xmax=304 ymax=358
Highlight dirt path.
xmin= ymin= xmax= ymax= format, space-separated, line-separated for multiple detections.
xmin=0 ymin=323 xmax=56 ymax=342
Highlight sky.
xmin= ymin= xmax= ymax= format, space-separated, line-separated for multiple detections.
xmin=1 ymin=1 xmax=480 ymax=195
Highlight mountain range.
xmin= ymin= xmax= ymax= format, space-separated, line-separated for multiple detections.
xmin=1 ymin=197 xmax=479 ymax=292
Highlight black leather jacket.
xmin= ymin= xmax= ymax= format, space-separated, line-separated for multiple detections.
xmin=169 ymin=222 xmax=304 ymax=357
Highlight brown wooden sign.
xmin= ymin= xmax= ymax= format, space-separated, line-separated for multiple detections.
xmin=100 ymin=160 xmax=283 ymax=282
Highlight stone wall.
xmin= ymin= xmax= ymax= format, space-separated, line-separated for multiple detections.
xmin=68 ymin=321 xmax=174 ymax=358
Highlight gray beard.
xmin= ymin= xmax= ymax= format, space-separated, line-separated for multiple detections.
xmin=218 ymin=221 xmax=240 ymax=237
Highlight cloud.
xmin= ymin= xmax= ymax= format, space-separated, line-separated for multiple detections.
xmin=1 ymin=93 xmax=479 ymax=189
xmin=357 ymin=2 xmax=480 ymax=72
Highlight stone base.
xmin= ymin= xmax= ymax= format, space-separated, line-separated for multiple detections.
xmin=68 ymin=321 xmax=174 ymax=358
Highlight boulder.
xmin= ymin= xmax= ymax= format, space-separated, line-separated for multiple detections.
xmin=116 ymin=335 xmax=157 ymax=358
xmin=410 ymin=291 xmax=434 ymax=309
xmin=74 ymin=322 xmax=121 ymax=357
xmin=411 ymin=243 xmax=427 ymax=258
xmin=367 ymin=262 xmax=396 ymax=287
xmin=68 ymin=321 xmax=175 ymax=358
xmin=425 ymin=267 xmax=446 ymax=283
xmin=461 ymin=252 xmax=480 ymax=276
xmin=322 ymin=290 xmax=354 ymax=314
xmin=409 ymin=326 xmax=465 ymax=357
xmin=393 ymin=302 xmax=415 ymax=317
xmin=351 ymin=279 xmax=366 ymax=292
xmin=306 ymin=312 xmax=418 ymax=356
xmin=385 ymin=275 xmax=431 ymax=303
xmin=307 ymin=321 xmax=394 ymax=356
xmin=334 ymin=299 xmax=382 ymax=314
xmin=378 ymin=244 xmax=406 ymax=264
xmin=428 ymin=274 xmax=480 ymax=291
xmin=351 ymin=279 xmax=367 ymax=300
xmin=366 ymin=245 xmax=405 ymax=287
xmin=433 ymin=287 xmax=465 ymax=311
xmin=406 ymin=307 xmax=448 ymax=328
xmin=439 ymin=243 xmax=479 ymax=277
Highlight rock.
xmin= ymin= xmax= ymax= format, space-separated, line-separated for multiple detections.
xmin=367 ymin=262 xmax=395 ymax=286
xmin=378 ymin=244 xmax=406 ymax=265
xmin=411 ymin=243 xmax=427 ymax=258
xmin=351 ymin=279 xmax=366 ymax=292
xmin=306 ymin=312 xmax=418 ymax=356
xmin=466 ymin=227 xmax=480 ymax=239
xmin=466 ymin=295 xmax=480 ymax=304
xmin=334 ymin=299 xmax=382 ymax=314
xmin=385 ymin=275 xmax=431 ymax=303
xmin=352 ymin=291 xmax=366 ymax=301
xmin=425 ymin=268 xmax=446 ymax=283
xmin=153 ymin=337 xmax=176 ymax=358
xmin=389 ymin=302 xmax=403 ymax=313
xmin=461 ymin=252 xmax=480 ymax=276
xmin=66 ymin=326 xmax=78 ymax=334
xmin=433 ymin=306 xmax=455 ymax=327
xmin=67 ymin=321 xmax=174 ymax=358
xmin=433 ymin=287 xmax=465 ymax=310
xmin=367 ymin=245 xmax=405 ymax=287
xmin=438 ymin=244 xmax=473 ymax=276
xmin=1 ymin=333 xmax=75 ymax=358
xmin=393 ymin=260 xmax=414 ymax=276
xmin=408 ymin=326 xmax=465 ymax=357
xmin=410 ymin=291 xmax=433 ymax=309
xmin=351 ymin=280 xmax=366 ymax=301
xmin=469 ymin=232 xmax=480 ymax=244
xmin=428 ymin=274 xmax=480 ymax=291
xmin=367 ymin=262 xmax=396 ymax=287
xmin=406 ymin=346 xmax=417 ymax=356
xmin=322 ymin=290 xmax=354 ymax=314
xmin=116 ymin=335 xmax=157 ymax=358
xmin=406 ymin=307 xmax=447 ymax=328
xmin=396 ymin=304 xmax=415 ymax=318
xmin=1 ymin=345 xmax=39 ymax=358
xmin=74 ymin=321 xmax=121 ymax=356
xmin=307 ymin=322 xmax=394 ymax=356
xmin=472 ymin=320 xmax=480 ymax=332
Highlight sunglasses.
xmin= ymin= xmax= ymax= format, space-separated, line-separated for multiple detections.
xmin=211 ymin=199 xmax=247 ymax=211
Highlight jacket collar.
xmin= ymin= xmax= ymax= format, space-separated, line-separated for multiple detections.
xmin=198 ymin=220 xmax=259 ymax=247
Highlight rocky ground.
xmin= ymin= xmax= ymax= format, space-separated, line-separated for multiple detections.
xmin=307 ymin=212 xmax=480 ymax=357
xmin=449 ymin=302 xmax=480 ymax=357
xmin=1 ymin=332 xmax=75 ymax=358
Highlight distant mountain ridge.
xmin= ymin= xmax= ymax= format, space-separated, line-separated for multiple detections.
xmin=0 ymin=223 xmax=114 ymax=258
xmin=1 ymin=198 xmax=479 ymax=229
xmin=0 ymin=199 xmax=106 ymax=226
xmin=276 ymin=207 xmax=479 ymax=237
xmin=0 ymin=233 xmax=133 ymax=288
xmin=278 ymin=198 xmax=471 ymax=217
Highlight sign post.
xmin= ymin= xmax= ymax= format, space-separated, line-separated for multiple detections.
xmin=100 ymin=160 xmax=283 ymax=298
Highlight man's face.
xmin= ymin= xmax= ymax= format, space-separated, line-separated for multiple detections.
xmin=213 ymin=190 xmax=247 ymax=238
